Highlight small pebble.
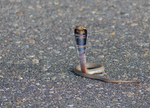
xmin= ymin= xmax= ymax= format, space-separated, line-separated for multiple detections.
xmin=32 ymin=59 xmax=39 ymax=64
xmin=39 ymin=51 xmax=45 ymax=55
xmin=130 ymin=23 xmax=138 ymax=26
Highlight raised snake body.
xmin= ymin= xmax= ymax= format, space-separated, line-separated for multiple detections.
xmin=74 ymin=26 xmax=139 ymax=83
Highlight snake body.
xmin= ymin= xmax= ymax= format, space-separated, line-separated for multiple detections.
xmin=74 ymin=26 xmax=139 ymax=83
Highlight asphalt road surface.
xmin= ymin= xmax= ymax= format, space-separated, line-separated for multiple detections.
xmin=0 ymin=0 xmax=150 ymax=107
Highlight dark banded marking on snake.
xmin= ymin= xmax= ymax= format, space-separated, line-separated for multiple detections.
xmin=74 ymin=25 xmax=140 ymax=83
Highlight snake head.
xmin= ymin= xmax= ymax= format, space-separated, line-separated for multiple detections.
xmin=76 ymin=25 xmax=86 ymax=30
xmin=75 ymin=25 xmax=86 ymax=34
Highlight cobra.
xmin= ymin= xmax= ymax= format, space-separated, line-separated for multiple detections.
xmin=74 ymin=25 xmax=139 ymax=83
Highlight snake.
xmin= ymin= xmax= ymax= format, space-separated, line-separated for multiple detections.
xmin=74 ymin=25 xmax=140 ymax=83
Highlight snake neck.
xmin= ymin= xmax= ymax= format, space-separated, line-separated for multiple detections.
xmin=79 ymin=54 xmax=88 ymax=73
xmin=74 ymin=25 xmax=88 ymax=73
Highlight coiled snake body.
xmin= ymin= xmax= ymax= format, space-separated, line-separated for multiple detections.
xmin=74 ymin=26 xmax=139 ymax=83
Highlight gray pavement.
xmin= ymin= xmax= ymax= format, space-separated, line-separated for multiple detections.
xmin=0 ymin=0 xmax=150 ymax=107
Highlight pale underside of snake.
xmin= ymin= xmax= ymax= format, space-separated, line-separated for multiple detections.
xmin=74 ymin=25 xmax=140 ymax=83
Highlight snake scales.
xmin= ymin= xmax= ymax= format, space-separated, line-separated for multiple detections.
xmin=74 ymin=25 xmax=139 ymax=83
